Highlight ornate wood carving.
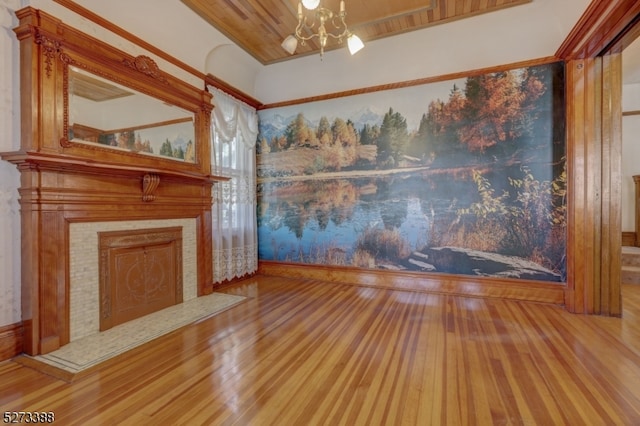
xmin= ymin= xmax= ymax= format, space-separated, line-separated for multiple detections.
xmin=100 ymin=249 xmax=110 ymax=320
xmin=34 ymin=30 xmax=61 ymax=78
xmin=142 ymin=173 xmax=160 ymax=202
xmin=0 ymin=7 xmax=227 ymax=355
xmin=122 ymin=55 xmax=168 ymax=84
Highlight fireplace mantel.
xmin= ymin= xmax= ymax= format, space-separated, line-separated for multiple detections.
xmin=1 ymin=8 xmax=227 ymax=355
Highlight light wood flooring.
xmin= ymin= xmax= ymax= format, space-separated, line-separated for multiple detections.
xmin=1 ymin=276 xmax=640 ymax=425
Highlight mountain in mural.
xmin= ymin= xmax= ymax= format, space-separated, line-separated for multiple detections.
xmin=347 ymin=106 xmax=385 ymax=130
xmin=258 ymin=112 xmax=302 ymax=142
xmin=171 ymin=134 xmax=192 ymax=152
xmin=258 ymin=107 xmax=385 ymax=144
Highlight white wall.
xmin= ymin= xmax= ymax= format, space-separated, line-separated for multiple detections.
xmin=254 ymin=0 xmax=591 ymax=104
xmin=49 ymin=0 xmax=263 ymax=95
xmin=622 ymin=83 xmax=640 ymax=232
xmin=0 ymin=0 xmax=23 ymax=327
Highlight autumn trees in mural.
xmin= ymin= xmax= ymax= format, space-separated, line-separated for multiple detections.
xmin=257 ymin=62 xmax=566 ymax=282
xmin=96 ymin=129 xmax=195 ymax=161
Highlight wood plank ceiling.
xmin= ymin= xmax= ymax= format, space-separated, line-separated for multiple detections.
xmin=181 ymin=0 xmax=532 ymax=65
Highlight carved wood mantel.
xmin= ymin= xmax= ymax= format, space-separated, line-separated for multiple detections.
xmin=1 ymin=8 xmax=228 ymax=355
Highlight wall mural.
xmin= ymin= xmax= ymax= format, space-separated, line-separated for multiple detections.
xmin=256 ymin=62 xmax=566 ymax=283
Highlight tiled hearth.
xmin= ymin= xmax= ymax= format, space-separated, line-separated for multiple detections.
xmin=28 ymin=291 xmax=245 ymax=375
xmin=69 ymin=219 xmax=197 ymax=341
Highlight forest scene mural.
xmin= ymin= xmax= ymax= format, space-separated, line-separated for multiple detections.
xmin=92 ymin=121 xmax=195 ymax=162
xmin=256 ymin=62 xmax=566 ymax=283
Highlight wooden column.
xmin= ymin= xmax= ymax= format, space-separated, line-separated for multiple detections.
xmin=557 ymin=0 xmax=640 ymax=316
xmin=564 ymin=54 xmax=622 ymax=316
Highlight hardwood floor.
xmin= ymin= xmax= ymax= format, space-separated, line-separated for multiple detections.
xmin=1 ymin=276 xmax=640 ymax=425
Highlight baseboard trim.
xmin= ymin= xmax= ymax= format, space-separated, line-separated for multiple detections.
xmin=622 ymin=232 xmax=637 ymax=247
xmin=258 ymin=261 xmax=565 ymax=305
xmin=0 ymin=322 xmax=24 ymax=361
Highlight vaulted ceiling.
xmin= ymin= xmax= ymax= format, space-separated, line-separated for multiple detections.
xmin=181 ymin=0 xmax=532 ymax=65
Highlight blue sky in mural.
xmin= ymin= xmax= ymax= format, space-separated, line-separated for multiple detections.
xmin=258 ymin=78 xmax=467 ymax=131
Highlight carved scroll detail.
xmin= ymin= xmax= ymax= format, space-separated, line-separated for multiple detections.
xmin=123 ymin=55 xmax=168 ymax=84
xmin=60 ymin=64 xmax=72 ymax=147
xmin=142 ymin=173 xmax=160 ymax=202
xmin=100 ymin=249 xmax=111 ymax=320
xmin=35 ymin=32 xmax=61 ymax=78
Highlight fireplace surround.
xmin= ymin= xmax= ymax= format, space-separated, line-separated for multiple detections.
xmin=1 ymin=8 xmax=228 ymax=355
xmin=69 ymin=219 xmax=197 ymax=341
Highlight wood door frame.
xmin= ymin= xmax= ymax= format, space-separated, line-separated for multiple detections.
xmin=557 ymin=0 xmax=640 ymax=315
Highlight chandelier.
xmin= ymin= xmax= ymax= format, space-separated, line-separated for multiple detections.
xmin=281 ymin=0 xmax=365 ymax=59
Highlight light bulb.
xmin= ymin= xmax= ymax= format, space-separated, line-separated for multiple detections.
xmin=281 ymin=35 xmax=298 ymax=55
xmin=347 ymin=34 xmax=364 ymax=55
xmin=301 ymin=0 xmax=320 ymax=10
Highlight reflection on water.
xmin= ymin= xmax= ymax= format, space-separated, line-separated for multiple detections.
xmin=258 ymin=172 xmax=478 ymax=263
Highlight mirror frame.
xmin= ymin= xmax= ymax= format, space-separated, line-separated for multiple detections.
xmin=65 ymin=65 xmax=198 ymax=164
xmin=13 ymin=7 xmax=213 ymax=178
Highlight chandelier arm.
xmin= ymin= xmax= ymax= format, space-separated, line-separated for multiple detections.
xmin=297 ymin=17 xmax=349 ymax=41
xmin=295 ymin=29 xmax=320 ymax=42
xmin=329 ymin=14 xmax=347 ymax=32
xmin=285 ymin=1 xmax=363 ymax=57
xmin=324 ymin=28 xmax=349 ymax=40
xmin=294 ymin=14 xmax=321 ymax=42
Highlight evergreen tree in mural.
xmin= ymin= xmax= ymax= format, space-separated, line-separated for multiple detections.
xmin=426 ymin=84 xmax=466 ymax=164
xmin=359 ymin=123 xmax=379 ymax=146
xmin=173 ymin=146 xmax=185 ymax=159
xmin=116 ymin=130 xmax=136 ymax=150
xmin=160 ymin=139 xmax=174 ymax=157
xmin=377 ymin=108 xmax=409 ymax=167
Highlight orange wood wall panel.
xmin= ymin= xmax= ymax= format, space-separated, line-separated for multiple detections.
xmin=0 ymin=323 xmax=23 ymax=362
xmin=259 ymin=261 xmax=565 ymax=304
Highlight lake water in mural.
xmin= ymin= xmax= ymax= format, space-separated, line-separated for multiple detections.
xmin=257 ymin=62 xmax=566 ymax=283
xmin=259 ymin=172 xmax=463 ymax=255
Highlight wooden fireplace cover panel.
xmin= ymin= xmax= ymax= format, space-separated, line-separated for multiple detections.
xmin=99 ymin=227 xmax=183 ymax=331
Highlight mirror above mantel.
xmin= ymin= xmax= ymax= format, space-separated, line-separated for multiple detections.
xmin=68 ymin=67 xmax=198 ymax=164
xmin=54 ymin=48 xmax=212 ymax=176
xmin=3 ymin=6 xmax=221 ymax=182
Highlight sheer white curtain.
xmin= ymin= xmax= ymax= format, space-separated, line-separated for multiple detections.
xmin=209 ymin=86 xmax=258 ymax=283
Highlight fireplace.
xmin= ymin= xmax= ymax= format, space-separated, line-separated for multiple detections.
xmin=69 ymin=219 xmax=198 ymax=342
xmin=3 ymin=8 xmax=227 ymax=356
xmin=98 ymin=227 xmax=183 ymax=331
